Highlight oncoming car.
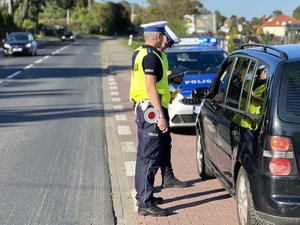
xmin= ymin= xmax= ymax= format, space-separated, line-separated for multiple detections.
xmin=61 ymin=31 xmax=76 ymax=42
xmin=2 ymin=32 xmax=37 ymax=56
xmin=166 ymin=37 xmax=228 ymax=128
xmin=195 ymin=43 xmax=300 ymax=225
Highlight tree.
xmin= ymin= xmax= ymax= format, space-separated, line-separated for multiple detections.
xmin=215 ymin=10 xmax=226 ymax=32
xmin=292 ymin=6 xmax=300 ymax=20
xmin=272 ymin=10 xmax=282 ymax=17
xmin=144 ymin=0 xmax=201 ymax=35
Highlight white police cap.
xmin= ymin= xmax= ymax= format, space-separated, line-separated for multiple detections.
xmin=141 ymin=21 xmax=168 ymax=32
xmin=258 ymin=64 xmax=266 ymax=70
xmin=164 ymin=25 xmax=180 ymax=46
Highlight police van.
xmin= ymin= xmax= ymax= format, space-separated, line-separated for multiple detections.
xmin=166 ymin=37 xmax=228 ymax=128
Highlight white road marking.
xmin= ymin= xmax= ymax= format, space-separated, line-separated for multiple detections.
xmin=131 ymin=189 xmax=138 ymax=212
xmin=110 ymin=91 xmax=119 ymax=96
xmin=35 ymin=58 xmax=44 ymax=64
xmin=120 ymin=141 xmax=136 ymax=152
xmin=7 ymin=71 xmax=22 ymax=79
xmin=108 ymin=77 xmax=115 ymax=82
xmin=108 ymin=81 xmax=117 ymax=86
xmin=113 ymin=105 xmax=124 ymax=111
xmin=109 ymin=86 xmax=118 ymax=90
xmin=24 ymin=64 xmax=34 ymax=70
xmin=117 ymin=126 xmax=131 ymax=135
xmin=124 ymin=161 xmax=136 ymax=176
xmin=115 ymin=114 xmax=127 ymax=121
xmin=2 ymin=46 xmax=68 ymax=84
xmin=112 ymin=97 xmax=121 ymax=103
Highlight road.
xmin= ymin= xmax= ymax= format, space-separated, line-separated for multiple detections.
xmin=0 ymin=40 xmax=115 ymax=224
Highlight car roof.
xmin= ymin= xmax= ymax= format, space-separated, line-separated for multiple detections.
xmin=233 ymin=44 xmax=300 ymax=62
xmin=10 ymin=32 xmax=31 ymax=35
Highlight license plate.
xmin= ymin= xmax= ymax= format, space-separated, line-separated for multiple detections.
xmin=13 ymin=48 xmax=22 ymax=52
xmin=192 ymin=105 xmax=201 ymax=114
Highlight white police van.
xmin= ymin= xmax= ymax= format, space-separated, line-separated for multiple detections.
xmin=166 ymin=37 xmax=228 ymax=128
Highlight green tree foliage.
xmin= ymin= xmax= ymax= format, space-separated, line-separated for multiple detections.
xmin=215 ymin=10 xmax=226 ymax=31
xmin=292 ymin=6 xmax=300 ymax=20
xmin=227 ymin=37 xmax=236 ymax=52
xmin=56 ymin=0 xmax=75 ymax=10
xmin=144 ymin=0 xmax=202 ymax=35
xmin=272 ymin=10 xmax=282 ymax=17
xmin=39 ymin=1 xmax=65 ymax=27
xmin=97 ymin=2 xmax=131 ymax=35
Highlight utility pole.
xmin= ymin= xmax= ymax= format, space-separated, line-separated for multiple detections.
xmin=131 ymin=3 xmax=135 ymax=23
xmin=8 ymin=0 xmax=13 ymax=15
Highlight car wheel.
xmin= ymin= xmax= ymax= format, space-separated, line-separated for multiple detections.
xmin=196 ymin=129 xmax=214 ymax=179
xmin=236 ymin=167 xmax=259 ymax=225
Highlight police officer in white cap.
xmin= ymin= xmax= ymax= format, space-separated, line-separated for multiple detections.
xmin=129 ymin=21 xmax=170 ymax=217
xmin=157 ymin=26 xmax=189 ymax=189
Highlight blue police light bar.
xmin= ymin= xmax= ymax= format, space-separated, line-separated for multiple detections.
xmin=178 ymin=37 xmax=218 ymax=45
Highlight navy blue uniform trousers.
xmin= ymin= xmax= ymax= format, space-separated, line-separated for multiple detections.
xmin=135 ymin=106 xmax=170 ymax=208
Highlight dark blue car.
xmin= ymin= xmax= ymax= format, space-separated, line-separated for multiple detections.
xmin=3 ymin=32 xmax=38 ymax=56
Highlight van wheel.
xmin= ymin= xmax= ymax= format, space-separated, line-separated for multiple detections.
xmin=196 ymin=130 xmax=214 ymax=179
xmin=236 ymin=167 xmax=259 ymax=225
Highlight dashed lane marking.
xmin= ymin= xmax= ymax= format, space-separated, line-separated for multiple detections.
xmin=110 ymin=91 xmax=119 ymax=96
xmin=108 ymin=81 xmax=117 ymax=86
xmin=120 ymin=141 xmax=136 ymax=152
xmin=7 ymin=71 xmax=22 ymax=79
xmin=113 ymin=105 xmax=124 ymax=111
xmin=115 ymin=114 xmax=127 ymax=121
xmin=112 ymin=97 xmax=121 ymax=103
xmin=109 ymin=86 xmax=118 ymax=90
xmin=117 ymin=126 xmax=131 ymax=135
xmin=124 ymin=161 xmax=136 ymax=176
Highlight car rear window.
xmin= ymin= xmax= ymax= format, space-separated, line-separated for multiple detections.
xmin=279 ymin=66 xmax=300 ymax=123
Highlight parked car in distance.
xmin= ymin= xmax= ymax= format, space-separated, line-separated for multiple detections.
xmin=165 ymin=37 xmax=227 ymax=128
xmin=194 ymin=43 xmax=300 ymax=225
xmin=61 ymin=31 xmax=76 ymax=42
xmin=2 ymin=32 xmax=37 ymax=56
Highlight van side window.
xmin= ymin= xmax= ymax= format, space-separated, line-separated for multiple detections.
xmin=226 ymin=57 xmax=251 ymax=108
xmin=213 ymin=59 xmax=234 ymax=103
xmin=240 ymin=61 xmax=256 ymax=112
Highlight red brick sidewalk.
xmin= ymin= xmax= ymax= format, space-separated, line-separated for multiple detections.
xmin=103 ymin=38 xmax=238 ymax=225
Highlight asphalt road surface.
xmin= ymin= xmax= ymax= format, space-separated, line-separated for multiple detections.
xmin=0 ymin=39 xmax=115 ymax=225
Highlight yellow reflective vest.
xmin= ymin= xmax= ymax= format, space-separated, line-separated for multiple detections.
xmin=240 ymin=81 xmax=267 ymax=129
xmin=129 ymin=47 xmax=171 ymax=108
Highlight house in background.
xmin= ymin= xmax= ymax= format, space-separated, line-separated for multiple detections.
xmin=260 ymin=14 xmax=300 ymax=37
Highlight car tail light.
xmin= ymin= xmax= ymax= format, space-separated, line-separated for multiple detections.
xmin=263 ymin=136 xmax=297 ymax=176
xmin=269 ymin=158 xmax=291 ymax=175
xmin=270 ymin=136 xmax=289 ymax=151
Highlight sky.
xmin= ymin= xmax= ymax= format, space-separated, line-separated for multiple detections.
xmin=96 ymin=0 xmax=300 ymax=20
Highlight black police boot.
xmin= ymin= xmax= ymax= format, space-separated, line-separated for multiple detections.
xmin=153 ymin=196 xmax=164 ymax=205
xmin=162 ymin=177 xmax=188 ymax=188
xmin=138 ymin=205 xmax=169 ymax=217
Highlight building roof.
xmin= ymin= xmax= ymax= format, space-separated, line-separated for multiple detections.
xmin=262 ymin=14 xmax=300 ymax=27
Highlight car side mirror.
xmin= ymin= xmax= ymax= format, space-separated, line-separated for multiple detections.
xmin=192 ymin=87 xmax=210 ymax=100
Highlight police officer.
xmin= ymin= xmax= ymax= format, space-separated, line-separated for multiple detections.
xmin=240 ymin=64 xmax=268 ymax=129
xmin=158 ymin=26 xmax=188 ymax=189
xmin=129 ymin=21 xmax=170 ymax=217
